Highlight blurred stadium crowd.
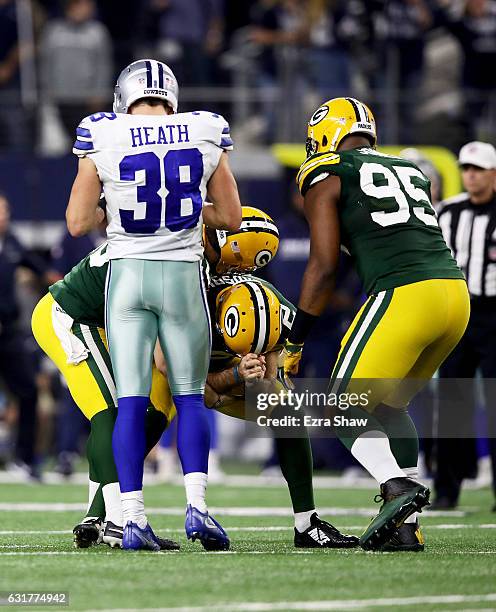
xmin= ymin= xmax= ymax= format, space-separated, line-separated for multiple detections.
xmin=0 ymin=0 xmax=496 ymax=151
xmin=0 ymin=0 xmax=495 ymax=500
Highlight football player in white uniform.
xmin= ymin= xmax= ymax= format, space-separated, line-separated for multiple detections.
xmin=66 ymin=59 xmax=241 ymax=551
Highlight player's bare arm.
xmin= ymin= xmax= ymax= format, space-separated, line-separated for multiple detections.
xmin=66 ymin=157 xmax=103 ymax=237
xmin=204 ymin=381 xmax=221 ymax=409
xmin=263 ymin=351 xmax=278 ymax=379
xmin=207 ymin=368 xmax=239 ymax=394
xmin=204 ymin=152 xmax=242 ymax=231
xmin=282 ymin=173 xmax=341 ymax=374
xmin=298 ymin=175 xmax=341 ymax=316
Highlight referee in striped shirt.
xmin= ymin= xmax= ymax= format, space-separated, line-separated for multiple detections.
xmin=433 ymin=141 xmax=496 ymax=511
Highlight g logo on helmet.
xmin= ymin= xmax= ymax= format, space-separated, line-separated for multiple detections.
xmin=223 ymin=306 xmax=239 ymax=338
xmin=255 ymin=250 xmax=272 ymax=268
xmin=309 ymin=105 xmax=329 ymax=126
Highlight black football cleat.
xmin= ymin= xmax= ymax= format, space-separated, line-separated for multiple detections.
xmin=381 ymin=521 xmax=425 ymax=552
xmin=155 ymin=534 xmax=181 ymax=551
xmin=359 ymin=477 xmax=430 ymax=551
xmin=73 ymin=517 xmax=102 ymax=548
xmin=102 ymin=521 xmax=124 ymax=548
xmin=294 ymin=513 xmax=359 ymax=548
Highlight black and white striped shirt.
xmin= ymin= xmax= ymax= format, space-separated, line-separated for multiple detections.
xmin=438 ymin=193 xmax=496 ymax=297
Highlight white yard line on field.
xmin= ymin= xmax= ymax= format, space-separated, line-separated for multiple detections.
xmin=92 ymin=593 xmax=496 ymax=611
xmin=1 ymin=470 xmax=492 ymax=491
xmin=1 ymin=524 xmax=495 ymax=537
xmin=1 ymin=550 xmax=495 ymax=557
xmin=0 ymin=530 xmax=71 ymax=535
xmin=0 ymin=544 xmax=56 ymax=549
xmin=0 ymin=551 xmax=313 ymax=556
xmin=0 ymin=503 xmax=468 ymax=518
xmin=0 ymin=472 xmax=380 ymax=488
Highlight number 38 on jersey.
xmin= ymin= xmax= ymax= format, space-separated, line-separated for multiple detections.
xmin=118 ymin=148 xmax=203 ymax=234
xmin=73 ymin=110 xmax=232 ymax=260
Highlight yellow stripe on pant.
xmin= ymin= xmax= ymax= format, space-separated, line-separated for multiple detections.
xmin=31 ymin=293 xmax=176 ymax=422
xmin=330 ymin=279 xmax=470 ymax=411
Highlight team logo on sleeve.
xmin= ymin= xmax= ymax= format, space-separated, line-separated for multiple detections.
xmin=309 ymin=105 xmax=329 ymax=126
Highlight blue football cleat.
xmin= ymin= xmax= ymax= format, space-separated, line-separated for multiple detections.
xmin=185 ymin=505 xmax=230 ymax=551
xmin=122 ymin=521 xmax=161 ymax=551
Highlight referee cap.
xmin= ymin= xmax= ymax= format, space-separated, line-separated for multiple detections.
xmin=458 ymin=141 xmax=496 ymax=170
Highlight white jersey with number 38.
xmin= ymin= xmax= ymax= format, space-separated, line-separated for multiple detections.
xmin=73 ymin=111 xmax=233 ymax=261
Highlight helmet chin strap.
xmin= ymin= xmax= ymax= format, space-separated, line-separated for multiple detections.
xmin=330 ymin=127 xmax=342 ymax=152
xmin=203 ymin=227 xmax=221 ymax=271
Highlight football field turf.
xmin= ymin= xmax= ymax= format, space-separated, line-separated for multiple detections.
xmin=0 ymin=479 xmax=495 ymax=611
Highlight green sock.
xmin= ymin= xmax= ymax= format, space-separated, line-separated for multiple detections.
xmin=145 ymin=405 xmax=168 ymax=455
xmin=84 ymin=429 xmax=105 ymax=520
xmin=86 ymin=423 xmax=98 ymax=483
xmin=88 ymin=408 xmax=125 ymax=526
xmin=85 ymin=406 xmax=168 ymax=523
xmin=88 ymin=408 xmax=119 ymax=486
xmin=374 ymin=404 xmax=419 ymax=470
xmin=275 ymin=436 xmax=315 ymax=513
xmin=86 ymin=485 xmax=105 ymax=520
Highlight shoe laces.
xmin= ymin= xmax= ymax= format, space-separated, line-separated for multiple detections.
xmin=313 ymin=517 xmax=339 ymax=535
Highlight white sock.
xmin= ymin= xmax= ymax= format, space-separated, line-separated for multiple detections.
xmin=350 ymin=432 xmax=405 ymax=484
xmin=403 ymin=466 xmax=419 ymax=524
xmin=121 ymin=490 xmax=147 ymax=529
xmin=103 ymin=482 xmax=123 ymax=527
xmin=294 ymin=509 xmax=315 ymax=533
xmin=184 ymin=472 xmax=208 ymax=513
xmin=87 ymin=479 xmax=99 ymax=514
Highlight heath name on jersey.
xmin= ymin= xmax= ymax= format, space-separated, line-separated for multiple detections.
xmin=73 ymin=111 xmax=232 ymax=262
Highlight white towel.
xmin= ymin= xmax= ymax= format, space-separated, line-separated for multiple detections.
xmin=51 ymin=302 xmax=89 ymax=365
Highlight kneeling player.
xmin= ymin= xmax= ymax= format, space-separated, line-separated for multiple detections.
xmin=198 ymin=210 xmax=358 ymax=548
xmin=32 ymin=241 xmax=179 ymax=550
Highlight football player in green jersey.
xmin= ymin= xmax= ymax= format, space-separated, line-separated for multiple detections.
xmin=199 ymin=209 xmax=358 ymax=548
xmin=155 ymin=206 xmax=358 ymax=548
xmin=32 ymin=237 xmax=179 ymax=550
xmin=286 ymin=97 xmax=470 ymax=551
xmin=33 ymin=204 xmax=357 ymax=550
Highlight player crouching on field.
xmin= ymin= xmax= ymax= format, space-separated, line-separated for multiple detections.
xmin=31 ymin=201 xmax=179 ymax=550
xmin=156 ymin=207 xmax=359 ymax=548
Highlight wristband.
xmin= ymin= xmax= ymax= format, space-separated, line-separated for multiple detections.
xmin=288 ymin=308 xmax=319 ymax=344
xmin=233 ymin=364 xmax=241 ymax=384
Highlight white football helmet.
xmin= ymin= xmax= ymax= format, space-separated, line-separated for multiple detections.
xmin=113 ymin=59 xmax=179 ymax=114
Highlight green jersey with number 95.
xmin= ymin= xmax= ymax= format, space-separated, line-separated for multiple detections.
xmin=297 ymin=147 xmax=464 ymax=295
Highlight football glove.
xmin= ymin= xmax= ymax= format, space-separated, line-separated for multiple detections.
xmin=278 ymin=341 xmax=304 ymax=376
